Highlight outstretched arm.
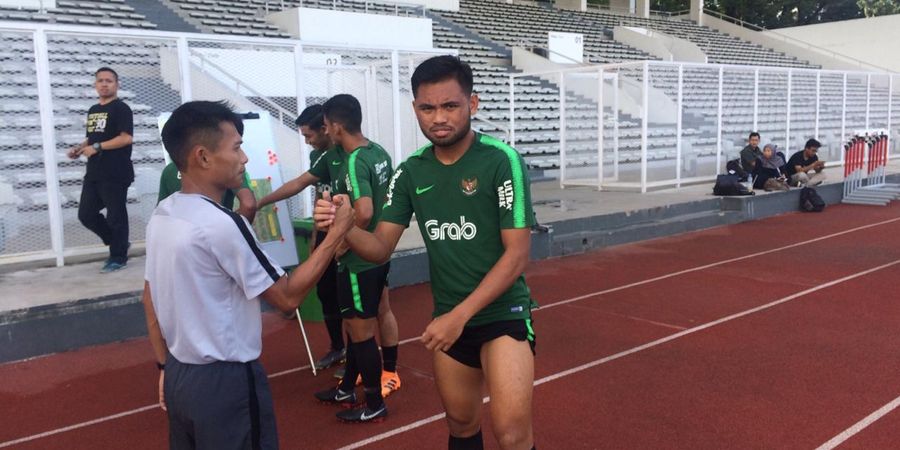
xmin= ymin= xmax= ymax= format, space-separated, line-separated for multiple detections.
xmin=258 ymin=172 xmax=318 ymax=208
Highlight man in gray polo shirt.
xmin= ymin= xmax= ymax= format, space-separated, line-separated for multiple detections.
xmin=142 ymin=101 xmax=354 ymax=449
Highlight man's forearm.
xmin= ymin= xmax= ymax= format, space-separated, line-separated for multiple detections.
xmin=259 ymin=180 xmax=305 ymax=208
xmin=345 ymin=227 xmax=392 ymax=264
xmin=141 ymin=282 xmax=168 ymax=365
xmin=98 ymin=133 xmax=133 ymax=151
xmin=284 ymin=232 xmax=342 ymax=300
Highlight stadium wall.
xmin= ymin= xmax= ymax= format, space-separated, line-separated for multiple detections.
xmin=702 ymin=14 xmax=885 ymax=72
xmin=768 ymin=15 xmax=900 ymax=73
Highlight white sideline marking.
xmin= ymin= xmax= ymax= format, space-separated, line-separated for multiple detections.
xmin=338 ymin=259 xmax=900 ymax=449
xmin=816 ymin=395 xmax=900 ymax=450
xmin=2 ymin=217 xmax=899 ymax=448
xmin=0 ymin=405 xmax=158 ymax=448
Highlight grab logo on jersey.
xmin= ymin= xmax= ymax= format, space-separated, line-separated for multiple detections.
xmin=424 ymin=216 xmax=477 ymax=241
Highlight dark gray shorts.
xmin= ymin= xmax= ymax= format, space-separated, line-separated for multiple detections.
xmin=164 ymin=354 xmax=278 ymax=450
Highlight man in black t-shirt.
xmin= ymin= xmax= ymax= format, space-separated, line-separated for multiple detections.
xmin=67 ymin=67 xmax=134 ymax=273
xmin=785 ymin=138 xmax=826 ymax=187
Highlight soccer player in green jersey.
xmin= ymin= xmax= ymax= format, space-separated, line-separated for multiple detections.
xmin=157 ymin=161 xmax=257 ymax=222
xmin=316 ymin=57 xmax=536 ymax=449
xmin=258 ymin=105 xmax=403 ymax=397
xmin=312 ymin=94 xmax=397 ymax=423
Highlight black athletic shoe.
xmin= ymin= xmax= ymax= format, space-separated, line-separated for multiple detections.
xmin=314 ymin=387 xmax=357 ymax=407
xmin=336 ymin=405 xmax=387 ymax=423
xmin=315 ymin=348 xmax=346 ymax=370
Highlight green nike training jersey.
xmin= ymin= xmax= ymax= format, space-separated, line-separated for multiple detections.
xmin=380 ymin=133 xmax=536 ymax=326
xmin=333 ymin=141 xmax=393 ymax=273
xmin=157 ymin=161 xmax=249 ymax=209
xmin=308 ymin=146 xmax=345 ymax=194
xmin=309 ymin=148 xmax=330 ymax=199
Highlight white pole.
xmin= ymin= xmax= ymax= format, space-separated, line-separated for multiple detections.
xmin=841 ymin=73 xmax=847 ymax=166
xmin=716 ymin=66 xmax=723 ymax=176
xmin=293 ymin=43 xmax=312 ymax=217
xmin=295 ymin=312 xmax=317 ymax=376
xmin=676 ymin=64 xmax=683 ymax=188
xmin=865 ymin=73 xmax=871 ymax=130
xmin=640 ymin=62 xmax=649 ymax=193
xmin=614 ymin=73 xmax=620 ymax=180
xmin=596 ymin=68 xmax=604 ymax=190
xmin=177 ymin=36 xmax=192 ymax=102
xmin=33 ymin=29 xmax=65 ymax=267
xmin=390 ymin=50 xmax=403 ymax=166
xmin=753 ymin=68 xmax=759 ymax=132
xmin=888 ymin=75 xmax=894 ymax=171
xmin=509 ymin=75 xmax=516 ymax=148
xmin=559 ymin=72 xmax=567 ymax=189
xmin=814 ymin=72 xmax=820 ymax=139
xmin=786 ymin=69 xmax=792 ymax=152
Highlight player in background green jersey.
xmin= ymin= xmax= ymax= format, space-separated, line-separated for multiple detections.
xmin=316 ymin=57 xmax=536 ymax=449
xmin=257 ymin=105 xmax=346 ymax=365
xmin=312 ymin=94 xmax=397 ymax=423
xmin=257 ymin=105 xmax=403 ymax=400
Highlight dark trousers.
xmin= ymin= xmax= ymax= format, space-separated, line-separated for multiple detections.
xmin=78 ymin=179 xmax=129 ymax=263
xmin=165 ymin=354 xmax=279 ymax=450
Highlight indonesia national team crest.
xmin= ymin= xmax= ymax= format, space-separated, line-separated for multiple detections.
xmin=460 ymin=177 xmax=478 ymax=196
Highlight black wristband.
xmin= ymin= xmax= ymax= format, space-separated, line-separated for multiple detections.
xmin=156 ymin=362 xmax=165 ymax=371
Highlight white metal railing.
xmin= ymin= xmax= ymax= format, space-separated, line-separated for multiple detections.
xmin=0 ymin=20 xmax=452 ymax=267
xmin=510 ymin=59 xmax=899 ymax=193
xmin=284 ymin=0 xmax=427 ymax=16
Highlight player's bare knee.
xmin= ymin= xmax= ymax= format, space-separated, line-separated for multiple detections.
xmin=494 ymin=423 xmax=532 ymax=450
xmin=445 ymin=413 xmax=480 ymax=437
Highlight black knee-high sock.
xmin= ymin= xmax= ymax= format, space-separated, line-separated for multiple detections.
xmin=448 ymin=430 xmax=483 ymax=450
xmin=338 ymin=335 xmax=358 ymax=392
xmin=382 ymin=345 xmax=398 ymax=372
xmin=324 ymin=315 xmax=345 ymax=351
xmin=354 ymin=337 xmax=384 ymax=409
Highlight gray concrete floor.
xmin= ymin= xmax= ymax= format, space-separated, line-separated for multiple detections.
xmin=2 ymin=161 xmax=897 ymax=313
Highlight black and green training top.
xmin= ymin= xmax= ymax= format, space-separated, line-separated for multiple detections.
xmin=332 ymin=140 xmax=394 ymax=273
xmin=380 ymin=133 xmax=536 ymax=326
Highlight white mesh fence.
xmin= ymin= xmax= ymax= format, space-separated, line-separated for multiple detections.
xmin=0 ymin=23 xmax=448 ymax=265
xmin=512 ymin=60 xmax=900 ymax=192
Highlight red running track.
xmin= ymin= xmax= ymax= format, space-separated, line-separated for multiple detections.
xmin=2 ymin=203 xmax=900 ymax=449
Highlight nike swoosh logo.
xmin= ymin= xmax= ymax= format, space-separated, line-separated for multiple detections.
xmin=415 ymin=185 xmax=434 ymax=195
xmin=335 ymin=391 xmax=354 ymax=401
xmin=360 ymin=407 xmax=385 ymax=420
xmin=340 ymin=307 xmax=350 ymax=313
xmin=332 ymin=161 xmax=342 ymax=165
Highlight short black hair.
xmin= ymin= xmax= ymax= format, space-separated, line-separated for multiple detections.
xmin=95 ymin=67 xmax=118 ymax=81
xmin=322 ymin=94 xmax=362 ymax=134
xmin=805 ymin=138 xmax=822 ymax=149
xmin=295 ymin=104 xmax=324 ymax=129
xmin=161 ymin=101 xmax=243 ymax=172
xmin=749 ymin=132 xmax=760 ymax=140
xmin=411 ymin=55 xmax=473 ymax=98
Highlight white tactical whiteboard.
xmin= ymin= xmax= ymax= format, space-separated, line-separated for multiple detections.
xmin=157 ymin=111 xmax=299 ymax=268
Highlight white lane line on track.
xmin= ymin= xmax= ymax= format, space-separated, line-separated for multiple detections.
xmin=815 ymin=395 xmax=900 ymax=450
xmin=3 ymin=216 xmax=899 ymax=448
xmin=338 ymin=259 xmax=900 ymax=449
xmin=0 ymin=405 xmax=159 ymax=448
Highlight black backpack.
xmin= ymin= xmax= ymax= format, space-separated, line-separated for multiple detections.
xmin=713 ymin=174 xmax=753 ymax=196
xmin=725 ymin=158 xmax=749 ymax=182
xmin=800 ymin=187 xmax=825 ymax=212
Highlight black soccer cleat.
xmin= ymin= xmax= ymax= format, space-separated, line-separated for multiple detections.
xmin=315 ymin=348 xmax=346 ymax=370
xmin=314 ymin=387 xmax=357 ymax=408
xmin=336 ymin=405 xmax=388 ymax=423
